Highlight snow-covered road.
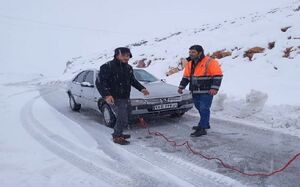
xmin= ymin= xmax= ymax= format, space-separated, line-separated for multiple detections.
xmin=35 ymin=85 xmax=240 ymax=187
xmin=1 ymin=75 xmax=299 ymax=186
xmin=38 ymin=84 xmax=300 ymax=186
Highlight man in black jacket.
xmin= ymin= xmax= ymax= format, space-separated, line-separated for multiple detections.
xmin=97 ymin=47 xmax=149 ymax=145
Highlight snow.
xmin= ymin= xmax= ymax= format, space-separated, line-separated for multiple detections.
xmin=0 ymin=75 xmax=109 ymax=187
xmin=62 ymin=1 xmax=300 ymax=135
xmin=32 ymin=95 xmax=98 ymax=149
xmin=1 ymin=0 xmax=300 ymax=186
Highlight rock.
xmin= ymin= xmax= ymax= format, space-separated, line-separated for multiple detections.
xmin=268 ymin=42 xmax=275 ymax=49
xmin=281 ymin=26 xmax=291 ymax=32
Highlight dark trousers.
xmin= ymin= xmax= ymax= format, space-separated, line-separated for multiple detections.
xmin=193 ymin=94 xmax=213 ymax=129
xmin=111 ymin=99 xmax=129 ymax=138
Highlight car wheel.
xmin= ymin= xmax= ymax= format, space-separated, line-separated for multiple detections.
xmin=69 ymin=94 xmax=81 ymax=111
xmin=101 ymin=103 xmax=116 ymax=128
xmin=171 ymin=112 xmax=185 ymax=118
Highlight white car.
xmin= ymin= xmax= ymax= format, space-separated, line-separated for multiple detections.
xmin=67 ymin=68 xmax=193 ymax=127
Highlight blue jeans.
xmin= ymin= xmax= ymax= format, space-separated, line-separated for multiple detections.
xmin=110 ymin=99 xmax=129 ymax=137
xmin=193 ymin=94 xmax=213 ymax=129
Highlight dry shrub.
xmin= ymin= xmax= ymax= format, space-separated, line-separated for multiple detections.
xmin=135 ymin=58 xmax=152 ymax=68
xmin=166 ymin=67 xmax=180 ymax=76
xmin=243 ymin=47 xmax=265 ymax=61
xmin=283 ymin=47 xmax=294 ymax=58
xmin=210 ymin=49 xmax=232 ymax=59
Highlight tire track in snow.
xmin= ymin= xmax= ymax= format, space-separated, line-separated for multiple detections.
xmin=39 ymin=86 xmax=245 ymax=187
xmin=137 ymin=115 xmax=300 ymax=186
xmin=42 ymin=85 xmax=300 ymax=186
xmin=81 ymin=123 xmax=219 ymax=187
xmin=124 ymin=141 xmax=244 ymax=187
xmin=20 ymin=95 xmax=132 ymax=186
xmin=23 ymin=90 xmax=197 ymax=187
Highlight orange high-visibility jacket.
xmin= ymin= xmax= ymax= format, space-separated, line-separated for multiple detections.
xmin=179 ymin=56 xmax=223 ymax=94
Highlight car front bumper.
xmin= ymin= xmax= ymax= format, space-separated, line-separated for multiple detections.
xmin=129 ymin=99 xmax=194 ymax=118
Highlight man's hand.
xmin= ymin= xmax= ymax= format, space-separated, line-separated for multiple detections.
xmin=208 ymin=89 xmax=218 ymax=96
xmin=141 ymin=89 xmax=150 ymax=96
xmin=178 ymin=88 xmax=183 ymax=94
xmin=105 ymin=95 xmax=114 ymax=104
xmin=180 ymin=58 xmax=188 ymax=69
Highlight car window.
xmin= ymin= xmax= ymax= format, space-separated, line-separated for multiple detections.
xmin=133 ymin=69 xmax=159 ymax=82
xmin=84 ymin=71 xmax=94 ymax=85
xmin=73 ymin=71 xmax=87 ymax=83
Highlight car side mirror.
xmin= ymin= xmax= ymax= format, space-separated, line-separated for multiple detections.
xmin=81 ymin=82 xmax=94 ymax=88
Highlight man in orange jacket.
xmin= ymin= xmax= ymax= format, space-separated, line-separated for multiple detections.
xmin=178 ymin=45 xmax=223 ymax=137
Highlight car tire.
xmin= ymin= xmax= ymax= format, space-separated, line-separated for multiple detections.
xmin=69 ymin=94 xmax=81 ymax=111
xmin=171 ymin=112 xmax=185 ymax=118
xmin=101 ymin=103 xmax=116 ymax=128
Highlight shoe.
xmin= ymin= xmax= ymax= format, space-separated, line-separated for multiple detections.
xmin=121 ymin=134 xmax=131 ymax=139
xmin=113 ymin=136 xmax=130 ymax=145
xmin=192 ymin=125 xmax=210 ymax=130
xmin=190 ymin=128 xmax=207 ymax=137
xmin=192 ymin=126 xmax=199 ymax=130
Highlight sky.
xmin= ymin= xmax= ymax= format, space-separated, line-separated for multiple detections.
xmin=0 ymin=0 xmax=290 ymax=76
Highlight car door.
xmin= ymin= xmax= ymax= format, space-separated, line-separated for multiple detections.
xmin=81 ymin=70 xmax=97 ymax=109
xmin=71 ymin=71 xmax=88 ymax=104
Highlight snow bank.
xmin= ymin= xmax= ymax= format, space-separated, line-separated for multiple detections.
xmin=209 ymin=90 xmax=300 ymax=137
xmin=0 ymin=74 xmax=110 ymax=187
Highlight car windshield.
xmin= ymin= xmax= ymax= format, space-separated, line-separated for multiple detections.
xmin=133 ymin=69 xmax=159 ymax=83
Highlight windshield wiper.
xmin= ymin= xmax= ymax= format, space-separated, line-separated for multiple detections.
xmin=139 ymin=79 xmax=152 ymax=83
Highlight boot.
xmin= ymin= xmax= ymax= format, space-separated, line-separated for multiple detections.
xmin=121 ymin=134 xmax=131 ymax=139
xmin=192 ymin=126 xmax=199 ymax=130
xmin=113 ymin=136 xmax=130 ymax=145
xmin=193 ymin=125 xmax=210 ymax=130
xmin=190 ymin=128 xmax=207 ymax=137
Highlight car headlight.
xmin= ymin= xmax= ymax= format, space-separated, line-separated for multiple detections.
xmin=130 ymin=99 xmax=147 ymax=106
xmin=181 ymin=93 xmax=192 ymax=100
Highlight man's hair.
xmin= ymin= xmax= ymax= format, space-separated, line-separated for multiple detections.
xmin=114 ymin=47 xmax=132 ymax=58
xmin=189 ymin=45 xmax=204 ymax=54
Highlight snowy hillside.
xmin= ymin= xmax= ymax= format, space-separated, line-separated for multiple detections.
xmin=2 ymin=0 xmax=289 ymax=76
xmin=63 ymin=2 xmax=300 ymax=136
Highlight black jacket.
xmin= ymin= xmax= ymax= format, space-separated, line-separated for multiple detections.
xmin=96 ymin=59 xmax=145 ymax=99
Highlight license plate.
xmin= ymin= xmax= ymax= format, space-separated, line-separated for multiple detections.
xmin=152 ymin=103 xmax=178 ymax=110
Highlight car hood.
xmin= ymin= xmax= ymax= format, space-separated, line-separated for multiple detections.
xmin=130 ymin=81 xmax=190 ymax=99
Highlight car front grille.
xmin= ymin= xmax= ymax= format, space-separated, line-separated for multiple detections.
xmin=145 ymin=96 xmax=182 ymax=104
